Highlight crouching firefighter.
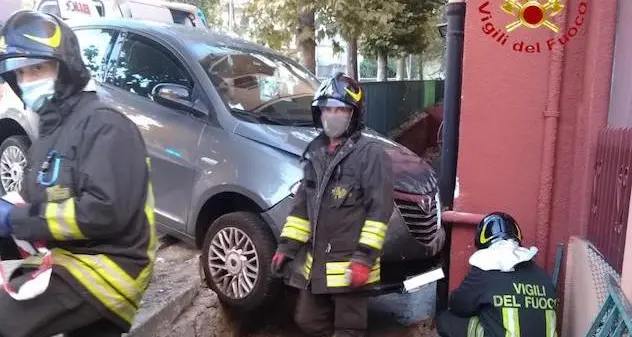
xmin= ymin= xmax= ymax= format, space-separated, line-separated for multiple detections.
xmin=270 ymin=73 xmax=394 ymax=337
xmin=0 ymin=11 xmax=155 ymax=337
xmin=437 ymin=212 xmax=558 ymax=337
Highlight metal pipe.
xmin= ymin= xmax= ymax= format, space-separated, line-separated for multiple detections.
xmin=442 ymin=211 xmax=484 ymax=225
xmin=436 ymin=0 xmax=466 ymax=313
xmin=535 ymin=2 xmax=568 ymax=268
xmin=439 ymin=0 xmax=466 ymax=211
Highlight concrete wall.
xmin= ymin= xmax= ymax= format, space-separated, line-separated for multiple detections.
xmin=607 ymin=0 xmax=632 ymax=126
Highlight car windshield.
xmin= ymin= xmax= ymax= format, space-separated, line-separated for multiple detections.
xmin=192 ymin=43 xmax=319 ymax=126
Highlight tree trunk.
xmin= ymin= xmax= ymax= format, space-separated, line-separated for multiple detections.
xmin=377 ymin=51 xmax=388 ymax=82
xmin=297 ymin=8 xmax=316 ymax=74
xmin=418 ymin=54 xmax=424 ymax=80
xmin=396 ymin=57 xmax=406 ymax=80
xmin=346 ymin=37 xmax=358 ymax=80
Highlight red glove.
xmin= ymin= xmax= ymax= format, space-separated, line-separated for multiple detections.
xmin=348 ymin=261 xmax=371 ymax=287
xmin=271 ymin=251 xmax=287 ymax=273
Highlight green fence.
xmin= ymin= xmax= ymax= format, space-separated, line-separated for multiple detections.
xmin=360 ymin=80 xmax=444 ymax=135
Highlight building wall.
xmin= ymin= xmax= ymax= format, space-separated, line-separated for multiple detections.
xmin=607 ymin=0 xmax=632 ymax=126
xmin=451 ymin=0 xmax=618 ymax=291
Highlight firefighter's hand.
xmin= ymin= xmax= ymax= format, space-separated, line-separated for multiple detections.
xmin=271 ymin=251 xmax=288 ymax=274
xmin=0 ymin=200 xmax=13 ymax=237
xmin=349 ymin=261 xmax=371 ymax=287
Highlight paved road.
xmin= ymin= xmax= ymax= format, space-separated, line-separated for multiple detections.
xmin=151 ymin=240 xmax=438 ymax=337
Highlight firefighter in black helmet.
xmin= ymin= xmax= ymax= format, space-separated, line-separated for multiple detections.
xmin=0 ymin=11 xmax=154 ymax=337
xmin=437 ymin=212 xmax=559 ymax=337
xmin=270 ymin=73 xmax=394 ymax=336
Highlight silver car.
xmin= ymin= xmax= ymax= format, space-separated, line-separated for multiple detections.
xmin=0 ymin=19 xmax=444 ymax=310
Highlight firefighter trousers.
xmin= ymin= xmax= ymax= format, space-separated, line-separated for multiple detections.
xmin=294 ymin=289 xmax=368 ymax=337
xmin=436 ymin=310 xmax=482 ymax=337
xmin=0 ymin=271 xmax=124 ymax=337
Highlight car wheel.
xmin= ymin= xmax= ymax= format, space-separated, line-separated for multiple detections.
xmin=0 ymin=135 xmax=30 ymax=195
xmin=201 ymin=211 xmax=281 ymax=311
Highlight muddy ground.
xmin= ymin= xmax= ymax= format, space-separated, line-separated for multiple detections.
xmin=147 ymin=238 xmax=438 ymax=337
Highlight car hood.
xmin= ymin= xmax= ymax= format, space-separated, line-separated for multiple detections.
xmin=234 ymin=122 xmax=438 ymax=195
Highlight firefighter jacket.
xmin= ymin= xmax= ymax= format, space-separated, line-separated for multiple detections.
xmin=449 ymin=260 xmax=558 ymax=337
xmin=7 ymin=91 xmax=155 ymax=331
xmin=277 ymin=132 xmax=394 ymax=294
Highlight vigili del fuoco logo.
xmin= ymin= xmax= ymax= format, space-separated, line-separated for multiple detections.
xmin=479 ymin=0 xmax=588 ymax=53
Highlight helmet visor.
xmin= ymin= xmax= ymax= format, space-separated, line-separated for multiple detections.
xmin=0 ymin=57 xmax=50 ymax=75
xmin=312 ymin=98 xmax=352 ymax=109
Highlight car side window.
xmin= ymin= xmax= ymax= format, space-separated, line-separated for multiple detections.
xmin=74 ymin=29 xmax=118 ymax=80
xmin=105 ymin=34 xmax=192 ymax=100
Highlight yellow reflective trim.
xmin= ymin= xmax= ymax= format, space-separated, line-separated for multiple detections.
xmin=287 ymin=216 xmax=309 ymax=227
xmin=45 ymin=198 xmax=85 ymax=240
xmin=361 ymin=226 xmax=386 ymax=238
xmin=477 ymin=323 xmax=485 ymax=337
xmin=45 ymin=202 xmax=62 ymax=240
xmin=467 ymin=317 xmax=479 ymax=337
xmin=53 ymin=252 xmax=136 ymax=323
xmin=502 ymin=307 xmax=520 ymax=337
xmin=281 ymin=216 xmax=310 ymax=243
xmin=145 ymin=181 xmax=155 ymax=227
xmin=23 ymin=23 xmax=62 ymax=48
xmin=545 ymin=310 xmax=557 ymax=337
xmin=73 ymin=254 xmax=142 ymax=305
xmin=326 ymin=274 xmax=348 ymax=287
xmin=303 ymin=253 xmax=313 ymax=279
xmin=359 ymin=233 xmax=385 ymax=250
xmin=359 ymin=220 xmax=387 ymax=250
xmin=281 ymin=227 xmax=309 ymax=242
xmin=363 ymin=220 xmax=387 ymax=232
xmin=325 ymin=260 xmax=380 ymax=287
xmin=141 ymin=179 xmax=157 ymax=292
xmin=283 ymin=221 xmax=310 ymax=233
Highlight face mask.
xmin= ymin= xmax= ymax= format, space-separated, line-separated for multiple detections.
xmin=321 ymin=112 xmax=351 ymax=138
xmin=19 ymin=78 xmax=56 ymax=112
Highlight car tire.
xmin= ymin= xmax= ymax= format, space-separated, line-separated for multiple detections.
xmin=201 ymin=211 xmax=281 ymax=311
xmin=0 ymin=135 xmax=31 ymax=195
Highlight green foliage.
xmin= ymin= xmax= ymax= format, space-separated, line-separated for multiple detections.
xmin=361 ymin=0 xmax=443 ymax=57
xmin=245 ymin=0 xmax=322 ymax=51
xmin=244 ymin=0 xmax=443 ymax=72
xmin=359 ymin=57 xmax=396 ymax=78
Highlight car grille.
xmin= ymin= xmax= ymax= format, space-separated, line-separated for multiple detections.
xmin=395 ymin=197 xmax=438 ymax=244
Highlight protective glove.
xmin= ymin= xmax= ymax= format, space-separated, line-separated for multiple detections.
xmin=270 ymin=251 xmax=288 ymax=274
xmin=348 ymin=261 xmax=371 ymax=287
xmin=0 ymin=200 xmax=14 ymax=237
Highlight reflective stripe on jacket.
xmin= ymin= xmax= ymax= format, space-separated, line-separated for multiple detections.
xmin=277 ymin=132 xmax=393 ymax=294
xmin=9 ymin=93 xmax=155 ymax=330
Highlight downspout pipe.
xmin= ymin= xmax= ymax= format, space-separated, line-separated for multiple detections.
xmin=437 ymin=0 xmax=466 ymax=313
xmin=439 ymin=0 xmax=466 ymax=211
xmin=535 ymin=2 xmax=568 ymax=269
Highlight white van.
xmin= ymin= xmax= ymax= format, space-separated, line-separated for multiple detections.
xmin=158 ymin=1 xmax=209 ymax=28
xmin=1 ymin=0 xmax=24 ymax=24
xmin=116 ymin=0 xmax=175 ymax=24
xmin=35 ymin=0 xmax=101 ymax=19
xmin=33 ymin=0 xmax=175 ymax=24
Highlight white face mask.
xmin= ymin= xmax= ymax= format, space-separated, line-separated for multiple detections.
xmin=321 ymin=113 xmax=352 ymax=139
xmin=19 ymin=78 xmax=56 ymax=112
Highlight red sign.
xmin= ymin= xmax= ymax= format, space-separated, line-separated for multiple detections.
xmin=66 ymin=0 xmax=92 ymax=15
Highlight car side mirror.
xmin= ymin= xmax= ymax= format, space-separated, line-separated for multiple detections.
xmin=153 ymin=83 xmax=193 ymax=108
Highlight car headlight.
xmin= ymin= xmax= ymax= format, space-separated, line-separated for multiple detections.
xmin=289 ymin=181 xmax=301 ymax=197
